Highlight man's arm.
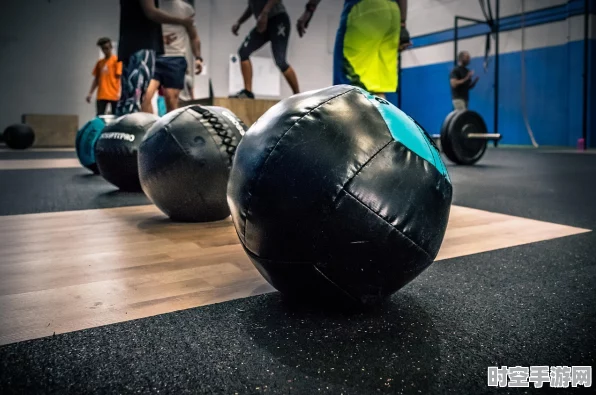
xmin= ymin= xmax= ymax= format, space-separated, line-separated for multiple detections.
xmin=398 ymin=0 xmax=407 ymax=23
xmin=232 ymin=6 xmax=252 ymax=35
xmin=187 ymin=25 xmax=203 ymax=74
xmin=187 ymin=26 xmax=201 ymax=59
xmin=237 ymin=6 xmax=252 ymax=25
xmin=450 ymin=70 xmax=473 ymax=88
xmin=256 ymin=1 xmax=280 ymax=33
xmin=139 ymin=0 xmax=193 ymax=27
xmin=86 ymin=65 xmax=99 ymax=103
xmin=261 ymin=0 xmax=280 ymax=14
xmin=86 ymin=77 xmax=98 ymax=103
xmin=297 ymin=0 xmax=322 ymax=37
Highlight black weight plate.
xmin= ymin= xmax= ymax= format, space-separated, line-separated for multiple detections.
xmin=440 ymin=110 xmax=460 ymax=164
xmin=448 ymin=110 xmax=487 ymax=165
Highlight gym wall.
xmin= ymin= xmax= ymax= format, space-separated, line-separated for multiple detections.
xmin=0 ymin=0 xmax=119 ymax=130
xmin=400 ymin=0 xmax=595 ymax=147
xmin=0 ymin=0 xmax=343 ymax=130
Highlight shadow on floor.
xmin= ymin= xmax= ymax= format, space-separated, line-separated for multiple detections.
xmin=245 ymin=292 xmax=440 ymax=393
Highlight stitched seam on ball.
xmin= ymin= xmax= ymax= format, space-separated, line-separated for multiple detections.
xmin=186 ymin=109 xmax=231 ymax=168
xmin=156 ymin=108 xmax=194 ymax=148
xmin=242 ymin=87 xmax=357 ymax=242
xmin=342 ymin=189 xmax=433 ymax=261
xmin=409 ymin=117 xmax=439 ymax=172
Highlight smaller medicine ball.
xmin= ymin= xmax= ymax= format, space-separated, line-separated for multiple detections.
xmin=95 ymin=112 xmax=159 ymax=191
xmin=75 ymin=117 xmax=106 ymax=174
xmin=139 ymin=105 xmax=246 ymax=222
xmin=3 ymin=124 xmax=35 ymax=150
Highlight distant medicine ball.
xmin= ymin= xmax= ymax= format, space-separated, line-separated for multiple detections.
xmin=228 ymin=85 xmax=453 ymax=306
xmin=139 ymin=105 xmax=246 ymax=222
xmin=3 ymin=124 xmax=35 ymax=150
xmin=76 ymin=117 xmax=106 ymax=174
xmin=95 ymin=112 xmax=159 ymax=191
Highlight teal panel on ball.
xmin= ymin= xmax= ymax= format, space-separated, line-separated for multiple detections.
xmin=358 ymin=89 xmax=449 ymax=180
xmin=76 ymin=117 xmax=105 ymax=167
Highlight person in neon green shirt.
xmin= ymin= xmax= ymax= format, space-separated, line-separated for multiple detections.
xmin=297 ymin=0 xmax=410 ymax=99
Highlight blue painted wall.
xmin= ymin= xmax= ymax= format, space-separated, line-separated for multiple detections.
xmin=396 ymin=39 xmax=594 ymax=147
xmin=389 ymin=0 xmax=595 ymax=147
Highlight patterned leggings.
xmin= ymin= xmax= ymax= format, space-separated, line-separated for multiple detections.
xmin=115 ymin=50 xmax=156 ymax=116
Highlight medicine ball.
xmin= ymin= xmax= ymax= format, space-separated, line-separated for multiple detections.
xmin=95 ymin=112 xmax=159 ymax=191
xmin=139 ymin=106 xmax=246 ymax=222
xmin=228 ymin=85 xmax=453 ymax=306
xmin=3 ymin=124 xmax=35 ymax=150
xmin=75 ymin=117 xmax=106 ymax=174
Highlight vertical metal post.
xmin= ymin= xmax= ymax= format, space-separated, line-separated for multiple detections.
xmin=582 ymin=0 xmax=589 ymax=148
xmin=494 ymin=0 xmax=500 ymax=134
xmin=454 ymin=17 xmax=459 ymax=65
xmin=398 ymin=52 xmax=402 ymax=108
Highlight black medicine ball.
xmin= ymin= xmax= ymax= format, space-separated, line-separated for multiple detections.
xmin=3 ymin=124 xmax=35 ymax=150
xmin=227 ymin=85 xmax=453 ymax=306
xmin=139 ymin=106 xmax=246 ymax=222
xmin=95 ymin=112 xmax=159 ymax=191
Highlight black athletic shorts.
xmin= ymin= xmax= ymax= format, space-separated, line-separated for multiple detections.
xmin=153 ymin=56 xmax=188 ymax=90
xmin=238 ymin=12 xmax=291 ymax=72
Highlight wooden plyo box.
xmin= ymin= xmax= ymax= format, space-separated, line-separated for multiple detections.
xmin=213 ymin=98 xmax=278 ymax=126
xmin=22 ymin=114 xmax=79 ymax=148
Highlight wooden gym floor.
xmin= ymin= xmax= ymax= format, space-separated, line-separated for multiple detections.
xmin=0 ymin=149 xmax=589 ymax=345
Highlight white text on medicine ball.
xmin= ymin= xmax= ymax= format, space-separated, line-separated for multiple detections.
xmin=100 ymin=132 xmax=136 ymax=142
xmin=222 ymin=111 xmax=245 ymax=136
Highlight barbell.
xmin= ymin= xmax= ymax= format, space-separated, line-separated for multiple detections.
xmin=431 ymin=110 xmax=501 ymax=165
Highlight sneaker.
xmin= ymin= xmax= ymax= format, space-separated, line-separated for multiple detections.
xmin=229 ymin=89 xmax=255 ymax=99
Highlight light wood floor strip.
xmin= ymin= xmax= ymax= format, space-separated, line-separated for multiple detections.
xmin=0 ymin=148 xmax=75 ymax=152
xmin=0 ymin=159 xmax=81 ymax=170
xmin=0 ymin=204 xmax=589 ymax=345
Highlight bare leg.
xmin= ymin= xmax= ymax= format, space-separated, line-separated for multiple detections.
xmin=372 ymin=92 xmax=386 ymax=99
xmin=142 ymin=79 xmax=160 ymax=114
xmin=282 ymin=66 xmax=300 ymax=94
xmin=241 ymin=60 xmax=253 ymax=92
xmin=163 ymin=88 xmax=181 ymax=113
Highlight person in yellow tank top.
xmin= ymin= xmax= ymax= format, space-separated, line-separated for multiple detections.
xmin=86 ymin=37 xmax=123 ymax=116
xmin=297 ymin=0 xmax=411 ymax=99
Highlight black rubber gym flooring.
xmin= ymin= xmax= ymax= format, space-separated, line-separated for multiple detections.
xmin=0 ymin=150 xmax=77 ymax=160
xmin=1 ymin=148 xmax=595 ymax=394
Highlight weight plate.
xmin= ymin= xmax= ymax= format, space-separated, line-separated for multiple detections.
xmin=439 ymin=110 xmax=460 ymax=164
xmin=447 ymin=110 xmax=488 ymax=165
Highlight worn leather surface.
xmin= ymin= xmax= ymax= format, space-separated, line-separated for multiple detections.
xmin=228 ymin=85 xmax=452 ymax=304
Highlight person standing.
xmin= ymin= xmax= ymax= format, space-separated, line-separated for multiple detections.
xmin=86 ymin=37 xmax=122 ymax=116
xmin=116 ymin=0 xmax=194 ymax=116
xmin=449 ymin=51 xmax=479 ymax=110
xmin=141 ymin=0 xmax=203 ymax=114
xmin=296 ymin=0 xmax=409 ymax=99
xmin=231 ymin=0 xmax=300 ymax=98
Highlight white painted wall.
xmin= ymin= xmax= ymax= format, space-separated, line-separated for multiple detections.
xmin=403 ymin=0 xmax=594 ymax=68
xmin=408 ymin=0 xmax=568 ymax=36
xmin=0 ymin=0 xmax=343 ymax=130
xmin=0 ymin=0 xmax=120 ymax=129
